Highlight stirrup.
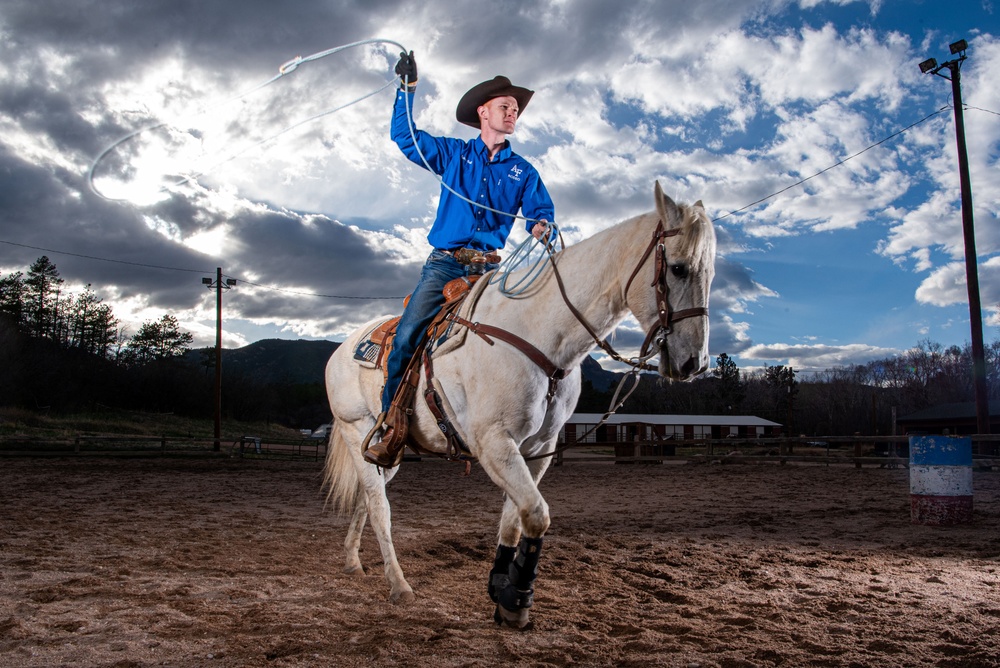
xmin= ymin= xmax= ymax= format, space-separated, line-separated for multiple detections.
xmin=361 ymin=412 xmax=387 ymax=451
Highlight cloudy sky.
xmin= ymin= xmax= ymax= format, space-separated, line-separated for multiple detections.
xmin=1 ymin=0 xmax=998 ymax=375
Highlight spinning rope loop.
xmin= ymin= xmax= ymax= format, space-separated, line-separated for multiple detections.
xmin=89 ymin=36 xmax=559 ymax=293
xmin=88 ymin=38 xmax=408 ymax=202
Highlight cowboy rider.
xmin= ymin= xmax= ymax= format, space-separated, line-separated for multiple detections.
xmin=363 ymin=51 xmax=556 ymax=467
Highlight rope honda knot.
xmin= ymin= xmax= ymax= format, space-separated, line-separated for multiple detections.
xmin=279 ymin=56 xmax=303 ymax=75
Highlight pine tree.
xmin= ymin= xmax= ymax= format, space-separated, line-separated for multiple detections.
xmin=123 ymin=314 xmax=194 ymax=366
xmin=24 ymin=256 xmax=64 ymax=340
xmin=712 ymin=353 xmax=745 ymax=413
xmin=0 ymin=271 xmax=27 ymax=327
xmin=68 ymin=285 xmax=120 ymax=357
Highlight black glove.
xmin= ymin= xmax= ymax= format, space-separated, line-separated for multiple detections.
xmin=395 ymin=51 xmax=417 ymax=88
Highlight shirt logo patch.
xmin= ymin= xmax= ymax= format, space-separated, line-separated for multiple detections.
xmin=508 ymin=165 xmax=522 ymax=182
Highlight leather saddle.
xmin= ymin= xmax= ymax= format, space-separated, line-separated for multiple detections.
xmin=359 ymin=273 xmax=483 ymax=384
xmin=355 ymin=273 xmax=487 ymax=463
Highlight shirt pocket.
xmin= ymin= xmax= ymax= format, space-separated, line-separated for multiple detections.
xmin=493 ymin=168 xmax=525 ymax=207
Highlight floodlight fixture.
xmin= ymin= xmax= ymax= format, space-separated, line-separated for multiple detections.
xmin=226 ymin=278 xmax=237 ymax=287
xmin=202 ymin=277 xmax=212 ymax=285
xmin=918 ymin=58 xmax=938 ymax=74
xmin=949 ymin=39 xmax=968 ymax=55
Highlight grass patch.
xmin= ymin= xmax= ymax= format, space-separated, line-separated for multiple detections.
xmin=0 ymin=406 xmax=301 ymax=441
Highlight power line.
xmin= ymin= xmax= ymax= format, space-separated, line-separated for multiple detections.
xmin=3 ymin=104 xmax=972 ymax=296
xmin=0 ymin=239 xmax=211 ymax=274
xmin=711 ymin=106 xmax=952 ymax=222
xmin=0 ymin=238 xmax=405 ymax=300
xmin=965 ymin=104 xmax=1000 ymax=118
xmin=232 ymin=277 xmax=403 ymax=300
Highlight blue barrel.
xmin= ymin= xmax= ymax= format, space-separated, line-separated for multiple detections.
xmin=909 ymin=435 xmax=973 ymax=525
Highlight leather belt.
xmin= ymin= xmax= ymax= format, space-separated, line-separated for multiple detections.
xmin=438 ymin=248 xmax=501 ymax=266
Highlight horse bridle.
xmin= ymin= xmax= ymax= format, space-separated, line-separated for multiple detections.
xmin=547 ymin=218 xmax=709 ymax=373
xmin=623 ymin=218 xmax=710 ymax=364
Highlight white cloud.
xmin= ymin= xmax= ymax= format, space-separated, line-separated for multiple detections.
xmin=740 ymin=342 xmax=902 ymax=370
xmin=915 ymin=257 xmax=1000 ymax=324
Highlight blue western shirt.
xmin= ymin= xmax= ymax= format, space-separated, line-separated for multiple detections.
xmin=391 ymin=89 xmax=555 ymax=251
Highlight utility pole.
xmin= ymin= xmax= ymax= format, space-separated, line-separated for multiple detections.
xmin=919 ymin=39 xmax=991 ymax=442
xmin=202 ymin=268 xmax=237 ymax=450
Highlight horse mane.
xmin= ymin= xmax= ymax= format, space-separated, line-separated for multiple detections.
xmin=671 ymin=202 xmax=716 ymax=275
xmin=557 ymin=197 xmax=716 ymax=282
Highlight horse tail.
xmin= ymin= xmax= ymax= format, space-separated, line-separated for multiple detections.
xmin=322 ymin=420 xmax=361 ymax=516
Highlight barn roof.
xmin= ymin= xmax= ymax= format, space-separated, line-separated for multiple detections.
xmin=567 ymin=413 xmax=781 ymax=427
xmin=897 ymin=401 xmax=1000 ymax=424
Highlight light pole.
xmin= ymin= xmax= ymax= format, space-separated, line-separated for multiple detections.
xmin=202 ymin=268 xmax=237 ymax=450
xmin=919 ymin=39 xmax=991 ymax=441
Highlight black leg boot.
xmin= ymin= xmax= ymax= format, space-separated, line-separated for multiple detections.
xmin=495 ymin=536 xmax=543 ymax=628
xmin=488 ymin=544 xmax=517 ymax=603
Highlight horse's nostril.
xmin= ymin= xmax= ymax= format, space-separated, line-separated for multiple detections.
xmin=681 ymin=357 xmax=697 ymax=376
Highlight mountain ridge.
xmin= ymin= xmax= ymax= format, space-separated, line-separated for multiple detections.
xmin=192 ymin=338 xmax=619 ymax=390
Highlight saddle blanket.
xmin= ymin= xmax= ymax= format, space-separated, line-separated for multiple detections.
xmin=353 ymin=337 xmax=381 ymax=368
xmin=352 ymin=317 xmax=396 ymax=369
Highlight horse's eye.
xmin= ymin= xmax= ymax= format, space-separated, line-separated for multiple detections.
xmin=671 ymin=264 xmax=689 ymax=279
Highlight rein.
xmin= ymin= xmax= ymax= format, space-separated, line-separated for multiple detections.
xmin=435 ymin=216 xmax=709 ymax=465
xmin=519 ymin=216 xmax=709 ymax=462
xmin=544 ymin=217 xmax=709 ymax=374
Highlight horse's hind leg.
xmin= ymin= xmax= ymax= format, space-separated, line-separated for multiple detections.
xmin=350 ymin=456 xmax=414 ymax=604
xmin=335 ymin=417 xmax=414 ymax=603
xmin=344 ymin=502 xmax=367 ymax=575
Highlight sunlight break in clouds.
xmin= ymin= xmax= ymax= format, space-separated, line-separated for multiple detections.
xmin=0 ymin=0 xmax=997 ymax=366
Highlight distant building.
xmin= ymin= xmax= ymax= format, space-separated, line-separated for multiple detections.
xmin=561 ymin=413 xmax=782 ymax=445
xmin=896 ymin=401 xmax=1000 ymax=436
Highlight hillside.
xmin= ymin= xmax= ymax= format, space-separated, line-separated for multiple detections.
xmin=189 ymin=339 xmax=340 ymax=385
xmin=194 ymin=339 xmax=620 ymax=390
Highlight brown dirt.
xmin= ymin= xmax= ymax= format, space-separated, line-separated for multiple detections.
xmin=1 ymin=456 xmax=999 ymax=667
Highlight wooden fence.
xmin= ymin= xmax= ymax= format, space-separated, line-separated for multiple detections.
xmin=2 ymin=433 xmax=998 ymax=469
xmin=0 ymin=433 xmax=329 ymax=461
xmin=554 ymin=434 xmax=1000 ymax=468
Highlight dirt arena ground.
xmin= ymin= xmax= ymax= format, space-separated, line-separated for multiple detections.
xmin=1 ymin=455 xmax=999 ymax=668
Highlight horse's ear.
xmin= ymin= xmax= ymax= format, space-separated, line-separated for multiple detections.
xmin=654 ymin=180 xmax=679 ymax=225
xmin=694 ymin=199 xmax=704 ymax=209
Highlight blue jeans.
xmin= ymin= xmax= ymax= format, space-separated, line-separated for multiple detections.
xmin=380 ymin=250 xmax=497 ymax=414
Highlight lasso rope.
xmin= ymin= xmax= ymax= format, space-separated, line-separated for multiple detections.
xmin=88 ymin=38 xmax=408 ymax=201
xmin=89 ymin=38 xmax=559 ymax=292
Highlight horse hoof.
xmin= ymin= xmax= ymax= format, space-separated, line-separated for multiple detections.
xmin=493 ymin=604 xmax=532 ymax=630
xmin=343 ymin=565 xmax=365 ymax=577
xmin=391 ymin=589 xmax=416 ymax=605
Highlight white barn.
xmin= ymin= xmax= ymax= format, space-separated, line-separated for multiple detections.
xmin=561 ymin=413 xmax=782 ymax=445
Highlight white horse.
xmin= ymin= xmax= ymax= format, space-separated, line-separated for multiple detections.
xmin=323 ymin=181 xmax=716 ymax=628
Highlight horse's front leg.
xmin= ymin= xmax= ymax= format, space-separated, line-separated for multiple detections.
xmin=488 ymin=454 xmax=553 ymax=599
xmin=478 ymin=442 xmax=552 ymax=628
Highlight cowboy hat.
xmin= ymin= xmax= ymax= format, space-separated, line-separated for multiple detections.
xmin=455 ymin=76 xmax=534 ymax=129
